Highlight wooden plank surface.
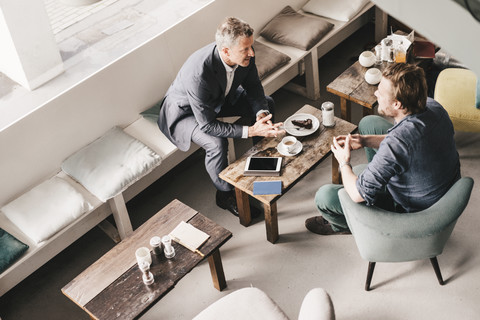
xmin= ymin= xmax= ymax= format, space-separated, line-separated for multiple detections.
xmin=326 ymin=61 xmax=383 ymax=109
xmin=82 ymin=212 xmax=232 ymax=320
xmin=219 ymin=105 xmax=357 ymax=205
xmin=326 ymin=30 xmax=433 ymax=111
xmin=62 ymin=199 xmax=197 ymax=307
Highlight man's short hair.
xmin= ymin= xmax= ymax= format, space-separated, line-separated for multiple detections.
xmin=382 ymin=63 xmax=428 ymax=114
xmin=215 ymin=17 xmax=254 ymax=49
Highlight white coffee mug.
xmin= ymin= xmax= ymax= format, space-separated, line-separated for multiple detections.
xmin=281 ymin=136 xmax=297 ymax=153
xmin=135 ymin=247 xmax=152 ymax=266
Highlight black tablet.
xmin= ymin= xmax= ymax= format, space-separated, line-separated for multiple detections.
xmin=243 ymin=156 xmax=282 ymax=176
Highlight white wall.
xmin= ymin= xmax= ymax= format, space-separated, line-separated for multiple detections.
xmin=0 ymin=0 xmax=305 ymax=205
xmin=0 ymin=0 xmax=64 ymax=90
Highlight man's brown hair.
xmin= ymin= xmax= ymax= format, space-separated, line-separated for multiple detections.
xmin=382 ymin=63 xmax=427 ymax=114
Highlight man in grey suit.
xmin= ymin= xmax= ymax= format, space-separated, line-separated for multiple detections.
xmin=158 ymin=17 xmax=284 ymax=217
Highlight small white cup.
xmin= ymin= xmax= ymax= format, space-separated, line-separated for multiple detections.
xmin=281 ymin=136 xmax=297 ymax=153
xmin=135 ymin=247 xmax=152 ymax=266
xmin=359 ymin=51 xmax=375 ymax=67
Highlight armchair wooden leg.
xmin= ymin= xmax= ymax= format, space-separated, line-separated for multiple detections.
xmin=430 ymin=257 xmax=444 ymax=285
xmin=365 ymin=262 xmax=376 ymax=291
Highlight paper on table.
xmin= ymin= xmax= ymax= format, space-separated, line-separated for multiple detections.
xmin=169 ymin=221 xmax=210 ymax=253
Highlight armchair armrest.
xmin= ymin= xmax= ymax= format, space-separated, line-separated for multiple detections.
xmin=298 ymin=288 xmax=335 ymax=320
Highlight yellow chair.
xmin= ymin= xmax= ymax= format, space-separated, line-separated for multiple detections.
xmin=434 ymin=68 xmax=480 ymax=132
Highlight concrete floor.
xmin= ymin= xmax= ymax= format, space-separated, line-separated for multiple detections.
xmin=1 ymin=23 xmax=480 ymax=320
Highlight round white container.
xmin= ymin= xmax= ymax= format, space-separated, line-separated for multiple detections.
xmin=358 ymin=51 xmax=376 ymax=67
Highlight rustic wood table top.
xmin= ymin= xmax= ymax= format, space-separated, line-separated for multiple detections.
xmin=62 ymin=199 xmax=232 ymax=320
xmin=326 ymin=60 xmax=385 ymax=110
xmin=327 ymin=32 xmax=434 ymax=121
xmin=220 ymin=104 xmax=357 ymax=205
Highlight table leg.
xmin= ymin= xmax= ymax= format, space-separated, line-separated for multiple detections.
xmin=208 ymin=249 xmax=227 ymax=291
xmin=332 ymin=156 xmax=342 ymax=185
xmin=235 ymin=188 xmax=251 ymax=227
xmin=340 ymin=97 xmax=352 ymax=122
xmin=264 ymin=202 xmax=278 ymax=244
xmin=108 ymin=193 xmax=133 ymax=240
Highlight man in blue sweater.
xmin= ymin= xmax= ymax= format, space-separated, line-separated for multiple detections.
xmin=306 ymin=63 xmax=460 ymax=235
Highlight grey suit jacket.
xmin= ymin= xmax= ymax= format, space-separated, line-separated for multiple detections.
xmin=158 ymin=42 xmax=268 ymax=151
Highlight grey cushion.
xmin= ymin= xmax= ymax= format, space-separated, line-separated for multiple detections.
xmin=0 ymin=228 xmax=29 ymax=273
xmin=254 ymin=41 xmax=291 ymax=80
xmin=260 ymin=6 xmax=334 ymax=51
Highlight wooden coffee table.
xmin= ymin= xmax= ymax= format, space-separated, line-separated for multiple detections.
xmin=327 ymin=33 xmax=435 ymax=122
xmin=219 ymin=104 xmax=357 ymax=244
xmin=62 ymin=199 xmax=232 ymax=320
xmin=326 ymin=60 xmax=382 ymax=122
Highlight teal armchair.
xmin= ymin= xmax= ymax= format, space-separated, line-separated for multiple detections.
xmin=338 ymin=174 xmax=474 ymax=291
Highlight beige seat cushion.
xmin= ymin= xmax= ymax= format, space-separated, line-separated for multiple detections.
xmin=260 ymin=6 xmax=334 ymax=51
xmin=254 ymin=41 xmax=291 ymax=80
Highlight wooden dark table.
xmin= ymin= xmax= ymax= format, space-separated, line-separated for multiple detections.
xmin=62 ymin=199 xmax=232 ymax=320
xmin=219 ymin=104 xmax=357 ymax=244
xmin=327 ymin=33 xmax=434 ymax=122
xmin=326 ymin=60 xmax=383 ymax=122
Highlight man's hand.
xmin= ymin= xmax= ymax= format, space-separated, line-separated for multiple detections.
xmin=331 ymin=134 xmax=364 ymax=203
xmin=256 ymin=112 xmax=272 ymax=125
xmin=335 ymin=134 xmax=363 ymax=150
xmin=248 ymin=113 xmax=284 ymax=137
xmin=331 ymin=134 xmax=352 ymax=164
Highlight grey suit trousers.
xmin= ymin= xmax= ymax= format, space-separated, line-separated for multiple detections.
xmin=192 ymin=91 xmax=274 ymax=191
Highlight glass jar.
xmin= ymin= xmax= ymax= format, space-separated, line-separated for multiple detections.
xmin=321 ymin=102 xmax=335 ymax=128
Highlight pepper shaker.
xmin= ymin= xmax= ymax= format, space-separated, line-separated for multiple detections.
xmin=138 ymin=260 xmax=154 ymax=285
xmin=150 ymin=236 xmax=162 ymax=255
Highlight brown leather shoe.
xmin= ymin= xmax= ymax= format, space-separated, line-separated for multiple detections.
xmin=305 ymin=216 xmax=351 ymax=235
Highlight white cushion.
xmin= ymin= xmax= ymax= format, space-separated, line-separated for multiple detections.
xmin=193 ymin=287 xmax=289 ymax=320
xmin=302 ymin=0 xmax=370 ymax=22
xmin=124 ymin=117 xmax=177 ymax=158
xmin=1 ymin=177 xmax=92 ymax=244
xmin=61 ymin=127 xmax=161 ymax=202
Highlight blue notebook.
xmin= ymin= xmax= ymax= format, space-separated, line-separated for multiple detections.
xmin=253 ymin=180 xmax=282 ymax=195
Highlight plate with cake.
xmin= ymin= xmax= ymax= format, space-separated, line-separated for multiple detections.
xmin=283 ymin=113 xmax=320 ymax=136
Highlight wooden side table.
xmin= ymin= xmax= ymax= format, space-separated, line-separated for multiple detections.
xmin=327 ymin=32 xmax=435 ymax=122
xmin=326 ymin=60 xmax=381 ymax=122
xmin=62 ymin=199 xmax=232 ymax=320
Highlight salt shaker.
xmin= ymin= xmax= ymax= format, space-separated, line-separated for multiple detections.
xmin=321 ymin=102 xmax=335 ymax=128
xmin=381 ymin=39 xmax=393 ymax=62
xmin=162 ymin=235 xmax=176 ymax=259
xmin=150 ymin=236 xmax=162 ymax=255
xmin=138 ymin=260 xmax=154 ymax=285
xmin=374 ymin=44 xmax=382 ymax=65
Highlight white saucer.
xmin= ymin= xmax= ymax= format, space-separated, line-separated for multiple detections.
xmin=283 ymin=113 xmax=320 ymax=137
xmin=276 ymin=141 xmax=303 ymax=156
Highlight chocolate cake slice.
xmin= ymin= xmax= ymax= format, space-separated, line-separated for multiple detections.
xmin=291 ymin=118 xmax=312 ymax=129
